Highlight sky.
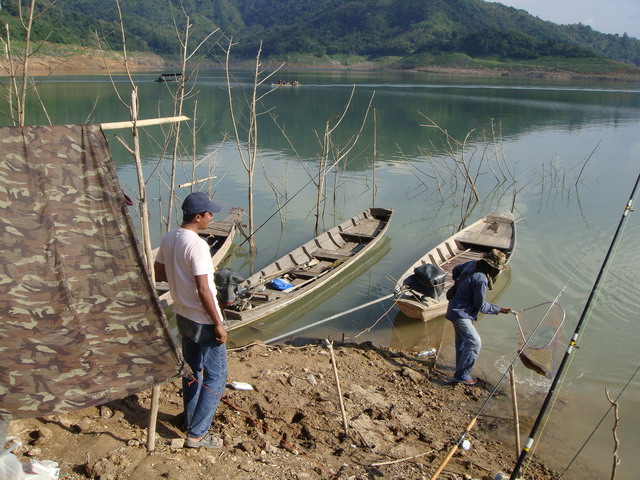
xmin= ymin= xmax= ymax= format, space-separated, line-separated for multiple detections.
xmin=493 ymin=0 xmax=640 ymax=39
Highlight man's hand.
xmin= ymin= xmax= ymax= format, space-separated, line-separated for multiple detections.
xmin=154 ymin=261 xmax=168 ymax=282
xmin=213 ymin=323 xmax=228 ymax=344
xmin=500 ymin=307 xmax=512 ymax=314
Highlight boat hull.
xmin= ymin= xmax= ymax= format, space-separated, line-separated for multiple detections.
xmin=223 ymin=208 xmax=393 ymax=330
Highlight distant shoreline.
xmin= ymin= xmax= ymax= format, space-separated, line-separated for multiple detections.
xmin=3 ymin=51 xmax=640 ymax=83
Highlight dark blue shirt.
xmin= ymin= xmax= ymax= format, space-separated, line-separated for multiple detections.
xmin=445 ymin=260 xmax=500 ymax=322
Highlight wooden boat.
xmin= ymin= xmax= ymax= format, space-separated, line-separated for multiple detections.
xmin=393 ymin=211 xmax=516 ymax=321
xmin=222 ymin=207 xmax=393 ymax=330
xmin=154 ymin=206 xmax=245 ymax=309
xmin=155 ymin=73 xmax=183 ymax=82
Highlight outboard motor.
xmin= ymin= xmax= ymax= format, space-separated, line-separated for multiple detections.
xmin=214 ymin=268 xmax=245 ymax=306
xmin=412 ymin=263 xmax=446 ymax=300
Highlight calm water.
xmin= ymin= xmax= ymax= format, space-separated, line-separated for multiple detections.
xmin=4 ymin=69 xmax=640 ymax=479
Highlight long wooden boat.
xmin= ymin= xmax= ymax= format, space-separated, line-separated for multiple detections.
xmin=394 ymin=211 xmax=516 ymax=321
xmin=154 ymin=206 xmax=245 ymax=309
xmin=222 ymin=207 xmax=393 ymax=330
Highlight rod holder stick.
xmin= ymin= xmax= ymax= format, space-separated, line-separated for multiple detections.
xmin=429 ymin=417 xmax=477 ymax=480
xmin=325 ymin=340 xmax=349 ymax=436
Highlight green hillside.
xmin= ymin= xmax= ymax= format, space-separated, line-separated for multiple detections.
xmin=2 ymin=0 xmax=639 ymax=68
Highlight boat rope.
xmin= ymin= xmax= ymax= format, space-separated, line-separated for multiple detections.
xmin=557 ymin=363 xmax=640 ymax=478
xmin=351 ymin=296 xmax=400 ymax=338
xmin=264 ymin=293 xmax=395 ymax=344
xmin=510 ymin=169 xmax=640 ymax=480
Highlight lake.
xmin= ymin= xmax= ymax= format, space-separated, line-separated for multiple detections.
xmin=4 ymin=68 xmax=640 ymax=479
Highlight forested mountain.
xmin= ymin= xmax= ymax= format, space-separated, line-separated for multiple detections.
xmin=2 ymin=0 xmax=639 ymax=67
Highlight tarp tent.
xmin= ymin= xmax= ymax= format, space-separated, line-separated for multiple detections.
xmin=0 ymin=124 xmax=184 ymax=419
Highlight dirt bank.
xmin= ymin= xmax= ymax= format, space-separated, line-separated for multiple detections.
xmin=0 ymin=49 xmax=167 ymax=76
xmin=5 ymin=341 xmax=562 ymax=480
xmin=3 ymin=50 xmax=639 ymax=83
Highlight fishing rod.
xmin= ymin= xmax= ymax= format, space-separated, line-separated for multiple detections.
xmin=510 ymin=170 xmax=640 ymax=479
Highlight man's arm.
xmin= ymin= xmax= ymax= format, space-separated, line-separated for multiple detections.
xmin=154 ymin=261 xmax=168 ymax=282
xmin=194 ymin=274 xmax=227 ymax=344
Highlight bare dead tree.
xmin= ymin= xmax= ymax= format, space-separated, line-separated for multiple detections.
xmin=224 ymin=39 xmax=283 ymax=254
xmin=1 ymin=0 xmax=58 ymax=125
xmin=162 ymin=11 xmax=220 ymax=231
xmin=414 ymin=116 xmax=521 ymax=230
xmin=313 ymin=88 xmax=375 ymax=231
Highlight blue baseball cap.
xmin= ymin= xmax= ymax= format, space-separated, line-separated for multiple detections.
xmin=182 ymin=192 xmax=223 ymax=215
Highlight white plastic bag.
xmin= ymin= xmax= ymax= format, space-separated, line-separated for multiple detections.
xmin=22 ymin=460 xmax=60 ymax=480
xmin=0 ymin=439 xmax=25 ymax=480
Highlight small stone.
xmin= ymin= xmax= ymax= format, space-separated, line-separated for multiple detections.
xmin=100 ymin=406 xmax=114 ymax=419
xmin=238 ymin=461 xmax=256 ymax=472
xmin=305 ymin=374 xmax=318 ymax=386
xmin=33 ymin=427 xmax=53 ymax=446
xmin=25 ymin=447 xmax=41 ymax=457
xmin=171 ymin=438 xmax=185 ymax=449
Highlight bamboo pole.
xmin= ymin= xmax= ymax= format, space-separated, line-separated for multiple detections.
xmin=509 ymin=365 xmax=521 ymax=460
xmin=325 ymin=340 xmax=349 ymax=436
xmin=100 ymin=115 xmax=189 ymax=130
xmin=372 ymin=449 xmax=434 ymax=467
xmin=177 ymin=175 xmax=217 ymax=188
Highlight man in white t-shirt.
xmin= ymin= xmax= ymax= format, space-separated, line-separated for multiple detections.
xmin=154 ymin=192 xmax=227 ymax=449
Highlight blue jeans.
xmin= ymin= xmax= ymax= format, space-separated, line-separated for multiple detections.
xmin=450 ymin=317 xmax=482 ymax=381
xmin=179 ymin=316 xmax=228 ymax=438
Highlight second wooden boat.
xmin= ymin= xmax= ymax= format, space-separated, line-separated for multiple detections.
xmin=394 ymin=211 xmax=516 ymax=321
xmin=222 ymin=207 xmax=393 ymax=330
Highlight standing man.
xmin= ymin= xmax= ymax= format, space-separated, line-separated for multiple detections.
xmin=445 ymin=249 xmax=512 ymax=386
xmin=154 ymin=192 xmax=227 ymax=449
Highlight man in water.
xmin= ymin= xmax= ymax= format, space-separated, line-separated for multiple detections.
xmin=154 ymin=192 xmax=227 ymax=449
xmin=445 ymin=249 xmax=512 ymax=386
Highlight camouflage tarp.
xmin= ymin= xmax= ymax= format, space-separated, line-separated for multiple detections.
xmin=0 ymin=125 xmax=184 ymax=419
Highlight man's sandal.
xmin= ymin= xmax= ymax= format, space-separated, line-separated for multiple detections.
xmin=185 ymin=432 xmax=223 ymax=449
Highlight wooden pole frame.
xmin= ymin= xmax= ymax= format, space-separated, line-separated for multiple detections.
xmin=100 ymin=115 xmax=189 ymax=131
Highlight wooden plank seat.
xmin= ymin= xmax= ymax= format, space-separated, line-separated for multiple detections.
xmin=313 ymin=249 xmax=351 ymax=261
xmin=340 ymin=231 xmax=375 ymax=243
xmin=290 ymin=260 xmax=332 ymax=278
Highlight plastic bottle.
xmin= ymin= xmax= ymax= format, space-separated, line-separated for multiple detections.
xmin=416 ymin=348 xmax=436 ymax=358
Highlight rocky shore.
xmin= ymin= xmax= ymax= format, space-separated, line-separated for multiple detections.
xmin=5 ymin=341 xmax=566 ymax=480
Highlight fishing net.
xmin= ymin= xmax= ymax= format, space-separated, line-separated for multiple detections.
xmin=513 ymin=302 xmax=565 ymax=378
